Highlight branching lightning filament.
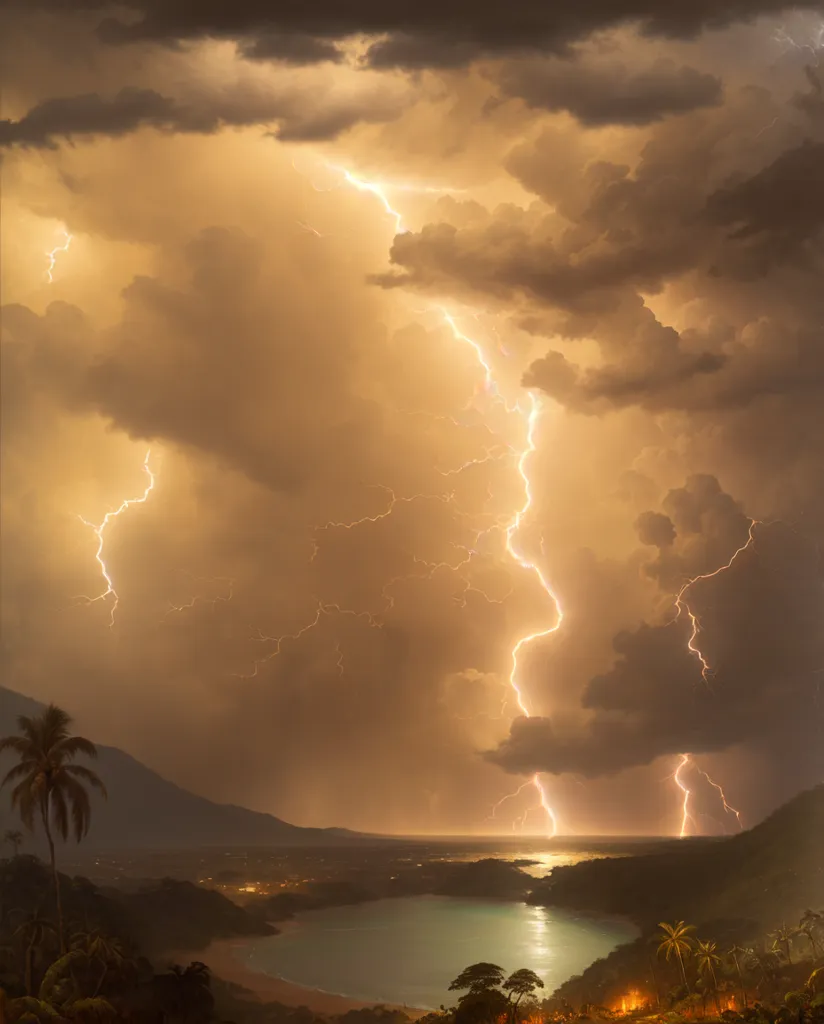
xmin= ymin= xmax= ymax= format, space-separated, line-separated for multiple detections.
xmin=674 ymin=520 xmax=758 ymax=682
xmin=669 ymin=523 xmax=755 ymax=834
xmin=326 ymin=161 xmax=563 ymax=835
xmin=46 ymin=229 xmax=72 ymax=283
xmin=76 ymin=450 xmax=155 ymax=627
xmin=673 ymin=753 xmax=743 ymax=837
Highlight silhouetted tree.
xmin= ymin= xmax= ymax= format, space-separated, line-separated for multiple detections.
xmin=0 ymin=705 xmax=106 ymax=952
xmin=504 ymin=969 xmax=544 ymax=1022
xmin=449 ymin=964 xmax=507 ymax=994
xmin=658 ymin=921 xmax=695 ymax=994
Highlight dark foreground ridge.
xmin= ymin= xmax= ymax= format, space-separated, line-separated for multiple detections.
xmin=532 ymin=783 xmax=824 ymax=1008
xmin=0 ymin=686 xmax=368 ymax=848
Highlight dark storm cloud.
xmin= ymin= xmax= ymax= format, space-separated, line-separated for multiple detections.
xmin=497 ymin=58 xmax=723 ymax=126
xmin=706 ymin=139 xmax=824 ymax=249
xmin=488 ymin=516 xmax=824 ymax=778
xmin=635 ymin=510 xmax=676 ymax=548
xmin=77 ymin=0 xmax=824 ymax=69
xmin=522 ymin=346 xmax=726 ymax=413
xmin=237 ymin=33 xmax=343 ymax=65
xmin=0 ymin=83 xmax=400 ymax=148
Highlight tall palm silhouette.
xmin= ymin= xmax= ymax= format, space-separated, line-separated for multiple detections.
xmin=770 ymin=923 xmax=796 ymax=965
xmin=799 ymin=910 xmax=822 ymax=961
xmin=0 ymin=705 xmax=107 ymax=952
xmin=657 ymin=921 xmax=695 ymax=994
xmin=695 ymin=939 xmax=722 ymax=1012
xmin=728 ymin=944 xmax=750 ymax=1008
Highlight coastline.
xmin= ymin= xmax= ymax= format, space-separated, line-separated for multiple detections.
xmin=167 ymin=937 xmax=428 ymax=1018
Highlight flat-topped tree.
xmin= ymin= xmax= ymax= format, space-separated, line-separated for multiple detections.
xmin=0 ymin=704 xmax=107 ymax=952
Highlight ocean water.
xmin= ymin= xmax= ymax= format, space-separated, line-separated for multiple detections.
xmin=240 ymin=895 xmax=638 ymax=1009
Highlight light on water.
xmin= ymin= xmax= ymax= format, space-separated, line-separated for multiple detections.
xmin=240 ymin=896 xmax=638 ymax=1010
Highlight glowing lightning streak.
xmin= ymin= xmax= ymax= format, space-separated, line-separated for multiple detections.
xmin=491 ymin=395 xmax=562 ymax=836
xmin=328 ymin=162 xmax=563 ymax=835
xmin=673 ymin=753 xmax=743 ymax=837
xmin=669 ymin=524 xmax=755 ymax=834
xmin=674 ymin=754 xmax=694 ymax=837
xmin=46 ymin=230 xmax=72 ymax=283
xmin=675 ymin=520 xmax=758 ymax=682
xmin=76 ymin=451 xmax=155 ymax=627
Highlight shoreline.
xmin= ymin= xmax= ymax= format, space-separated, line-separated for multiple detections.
xmin=167 ymin=937 xmax=429 ymax=1018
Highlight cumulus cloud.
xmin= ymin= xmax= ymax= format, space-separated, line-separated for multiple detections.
xmin=497 ymin=57 xmax=723 ymax=126
xmin=0 ymin=80 xmax=405 ymax=148
xmin=488 ymin=516 xmax=824 ymax=779
xmin=40 ymin=0 xmax=818 ymax=70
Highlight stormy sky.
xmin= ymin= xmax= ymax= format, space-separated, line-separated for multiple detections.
xmin=1 ymin=0 xmax=822 ymax=837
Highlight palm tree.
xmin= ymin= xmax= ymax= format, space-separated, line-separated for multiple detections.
xmin=770 ymin=924 xmax=796 ymax=965
xmin=4 ymin=829 xmax=24 ymax=857
xmin=658 ymin=921 xmax=695 ymax=994
xmin=154 ymin=961 xmax=214 ymax=1022
xmin=11 ymin=908 xmax=58 ymax=996
xmin=728 ymin=944 xmax=750 ymax=1009
xmin=695 ymin=939 xmax=722 ymax=1013
xmin=0 ymin=705 xmax=107 ymax=953
xmin=798 ymin=910 xmax=822 ymax=962
xmin=70 ymin=929 xmax=125 ymax=997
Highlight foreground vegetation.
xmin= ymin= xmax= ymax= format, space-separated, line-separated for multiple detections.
xmin=1 ymin=705 xmax=821 ymax=1024
xmin=421 ymin=925 xmax=824 ymax=1024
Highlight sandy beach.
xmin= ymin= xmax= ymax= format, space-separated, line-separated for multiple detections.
xmin=167 ymin=938 xmax=428 ymax=1018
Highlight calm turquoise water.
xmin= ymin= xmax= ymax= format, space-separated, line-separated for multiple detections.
xmin=240 ymin=896 xmax=637 ymax=1009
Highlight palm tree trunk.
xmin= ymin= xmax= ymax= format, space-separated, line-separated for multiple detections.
xmin=40 ymin=796 xmax=64 ymax=953
xmin=93 ymin=961 xmax=108 ymax=998
xmin=648 ymin=954 xmax=661 ymax=1008
xmin=677 ymin=949 xmax=691 ymax=995
xmin=25 ymin=939 xmax=35 ymax=995
xmin=710 ymin=966 xmax=720 ymax=1014
xmin=732 ymin=955 xmax=747 ymax=1009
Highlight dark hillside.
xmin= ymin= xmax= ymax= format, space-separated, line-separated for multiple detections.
xmin=0 ymin=686 xmax=365 ymax=849
xmin=530 ymin=783 xmax=824 ymax=932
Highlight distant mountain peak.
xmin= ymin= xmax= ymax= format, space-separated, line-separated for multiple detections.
xmin=0 ymin=685 xmax=366 ymax=849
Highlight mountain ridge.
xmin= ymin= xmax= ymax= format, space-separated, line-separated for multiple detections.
xmin=0 ymin=685 xmax=369 ymax=848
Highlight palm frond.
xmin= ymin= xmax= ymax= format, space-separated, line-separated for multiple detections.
xmin=0 ymin=735 xmax=31 ymax=756
xmin=2 ymin=761 xmax=36 ymax=788
xmin=55 ymin=736 xmax=98 ymax=760
xmin=61 ymin=775 xmax=93 ymax=842
xmin=63 ymin=764 xmax=107 ymax=797
xmin=50 ymin=786 xmax=70 ymax=843
xmin=10 ymin=778 xmax=39 ymax=832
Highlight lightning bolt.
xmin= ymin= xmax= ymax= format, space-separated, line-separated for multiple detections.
xmin=325 ymin=161 xmax=563 ymax=835
xmin=674 ymin=520 xmax=758 ymax=682
xmin=164 ymin=574 xmax=234 ymax=619
xmin=773 ymin=19 xmax=824 ymax=63
xmin=673 ymin=754 xmax=693 ymax=837
xmin=76 ymin=450 xmax=155 ymax=627
xmin=672 ymin=753 xmax=743 ymax=837
xmin=238 ymin=600 xmax=381 ymax=679
xmin=46 ymin=230 xmax=72 ymax=283
xmin=667 ymin=523 xmax=756 ymax=834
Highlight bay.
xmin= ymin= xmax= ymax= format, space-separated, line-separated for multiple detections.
xmin=239 ymin=895 xmax=638 ymax=1010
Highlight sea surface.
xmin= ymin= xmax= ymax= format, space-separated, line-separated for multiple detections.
xmin=240 ymin=895 xmax=638 ymax=1010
